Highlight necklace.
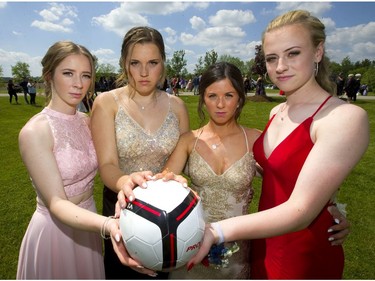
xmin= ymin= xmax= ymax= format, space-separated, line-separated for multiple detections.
xmin=211 ymin=143 xmax=220 ymax=150
xmin=132 ymin=93 xmax=158 ymax=110
xmin=279 ymin=102 xmax=288 ymax=121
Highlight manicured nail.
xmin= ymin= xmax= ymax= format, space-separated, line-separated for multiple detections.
xmin=201 ymin=256 xmax=209 ymax=267
xmin=187 ymin=263 xmax=194 ymax=271
xmin=183 ymin=183 xmax=188 ymax=188
xmin=142 ymin=182 xmax=147 ymax=188
xmin=128 ymin=195 xmax=134 ymax=202
xmin=328 ymin=228 xmax=333 ymax=233
xmin=115 ymin=233 xmax=120 ymax=242
xmin=328 ymin=237 xmax=335 ymax=242
xmin=148 ymin=273 xmax=158 ymax=277
xmin=136 ymin=265 xmax=144 ymax=269
xmin=334 ymin=218 xmax=340 ymax=224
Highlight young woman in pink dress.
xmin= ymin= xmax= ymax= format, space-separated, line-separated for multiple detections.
xmin=16 ymin=41 xmax=131 ymax=279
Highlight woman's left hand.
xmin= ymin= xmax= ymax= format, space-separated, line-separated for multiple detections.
xmin=327 ymin=205 xmax=350 ymax=246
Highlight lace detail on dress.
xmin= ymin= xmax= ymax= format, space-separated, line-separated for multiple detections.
xmin=42 ymin=107 xmax=98 ymax=198
xmin=113 ymin=93 xmax=180 ymax=174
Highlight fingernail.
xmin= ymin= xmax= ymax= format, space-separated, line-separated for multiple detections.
xmin=136 ymin=265 xmax=144 ymax=269
xmin=328 ymin=237 xmax=335 ymax=242
xmin=334 ymin=218 xmax=340 ymax=224
xmin=187 ymin=263 xmax=194 ymax=271
xmin=148 ymin=273 xmax=158 ymax=277
xmin=128 ymin=195 xmax=134 ymax=202
xmin=115 ymin=233 xmax=120 ymax=242
xmin=142 ymin=182 xmax=147 ymax=188
xmin=328 ymin=228 xmax=333 ymax=233
xmin=201 ymin=256 xmax=209 ymax=267
xmin=183 ymin=183 xmax=188 ymax=188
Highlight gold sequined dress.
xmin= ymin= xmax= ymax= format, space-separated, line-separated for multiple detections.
xmin=102 ymin=91 xmax=180 ymax=279
xmin=169 ymin=126 xmax=256 ymax=279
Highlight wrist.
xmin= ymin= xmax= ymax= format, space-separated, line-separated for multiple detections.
xmin=211 ymin=222 xmax=225 ymax=245
xmin=101 ymin=216 xmax=115 ymax=240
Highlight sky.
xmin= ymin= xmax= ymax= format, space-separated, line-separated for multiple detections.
xmin=0 ymin=1 xmax=375 ymax=77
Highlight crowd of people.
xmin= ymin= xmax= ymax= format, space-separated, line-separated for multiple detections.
xmin=15 ymin=9 xmax=369 ymax=280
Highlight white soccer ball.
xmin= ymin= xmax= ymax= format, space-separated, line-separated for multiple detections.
xmin=119 ymin=179 xmax=205 ymax=272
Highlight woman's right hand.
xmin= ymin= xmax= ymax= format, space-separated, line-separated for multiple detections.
xmin=116 ymin=171 xmax=154 ymax=210
xmin=108 ymin=218 xmax=157 ymax=277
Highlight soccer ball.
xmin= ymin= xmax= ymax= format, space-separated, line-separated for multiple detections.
xmin=119 ymin=179 xmax=205 ymax=272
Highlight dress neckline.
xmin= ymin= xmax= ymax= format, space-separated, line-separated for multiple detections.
xmin=42 ymin=107 xmax=79 ymax=121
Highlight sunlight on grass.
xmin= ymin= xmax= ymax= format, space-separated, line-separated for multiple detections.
xmin=1 ymin=94 xmax=374 ymax=279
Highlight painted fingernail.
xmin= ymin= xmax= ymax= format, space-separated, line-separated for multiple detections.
xmin=187 ymin=263 xmax=194 ymax=271
xmin=328 ymin=228 xmax=333 ymax=233
xmin=148 ymin=273 xmax=158 ymax=277
xmin=128 ymin=195 xmax=134 ymax=202
xmin=115 ymin=233 xmax=120 ymax=242
xmin=201 ymin=256 xmax=209 ymax=267
xmin=328 ymin=237 xmax=335 ymax=242
xmin=183 ymin=183 xmax=188 ymax=188
xmin=136 ymin=265 xmax=144 ymax=269
xmin=142 ymin=182 xmax=147 ymax=188
xmin=334 ymin=218 xmax=340 ymax=224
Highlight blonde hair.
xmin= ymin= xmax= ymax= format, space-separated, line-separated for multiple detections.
xmin=41 ymin=41 xmax=96 ymax=104
xmin=262 ymin=10 xmax=336 ymax=95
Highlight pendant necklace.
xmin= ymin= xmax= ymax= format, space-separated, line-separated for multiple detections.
xmin=280 ymin=103 xmax=288 ymax=121
xmin=133 ymin=93 xmax=158 ymax=110
xmin=211 ymin=143 xmax=220 ymax=150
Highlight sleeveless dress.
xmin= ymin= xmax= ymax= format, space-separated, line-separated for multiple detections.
xmin=252 ymin=96 xmax=344 ymax=279
xmin=17 ymin=107 xmax=104 ymax=279
xmin=170 ymin=126 xmax=256 ymax=279
xmin=102 ymin=92 xmax=180 ymax=279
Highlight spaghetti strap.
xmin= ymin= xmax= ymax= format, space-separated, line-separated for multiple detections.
xmin=311 ymin=96 xmax=332 ymax=118
xmin=193 ymin=128 xmax=204 ymax=150
xmin=240 ymin=126 xmax=249 ymax=152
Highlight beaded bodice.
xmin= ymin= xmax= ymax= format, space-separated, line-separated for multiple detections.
xmin=187 ymin=127 xmax=256 ymax=222
xmin=112 ymin=92 xmax=180 ymax=174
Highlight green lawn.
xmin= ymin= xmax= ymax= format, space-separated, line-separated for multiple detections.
xmin=0 ymin=94 xmax=374 ymax=279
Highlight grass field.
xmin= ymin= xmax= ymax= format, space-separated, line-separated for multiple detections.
xmin=0 ymin=93 xmax=374 ymax=279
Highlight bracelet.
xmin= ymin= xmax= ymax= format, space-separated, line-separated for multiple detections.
xmin=101 ymin=216 xmax=115 ymax=240
xmin=211 ymin=222 xmax=225 ymax=245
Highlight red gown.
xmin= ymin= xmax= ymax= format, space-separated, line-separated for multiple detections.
xmin=252 ymin=96 xmax=344 ymax=279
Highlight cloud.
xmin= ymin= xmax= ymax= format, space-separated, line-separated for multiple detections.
xmin=31 ymin=3 xmax=78 ymax=33
xmin=190 ymin=16 xmax=206 ymax=30
xmin=209 ymin=9 xmax=256 ymax=27
xmin=0 ymin=49 xmax=42 ymax=77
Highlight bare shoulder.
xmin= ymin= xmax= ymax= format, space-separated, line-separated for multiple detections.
xmin=168 ymin=93 xmax=187 ymax=108
xmin=325 ymin=97 xmax=368 ymax=124
xmin=243 ymin=126 xmax=262 ymax=139
xmin=179 ymin=130 xmax=196 ymax=143
xmin=19 ymin=113 xmax=53 ymax=148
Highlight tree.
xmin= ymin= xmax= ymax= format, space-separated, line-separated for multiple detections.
xmin=166 ymin=50 xmax=187 ymax=78
xmin=96 ymin=63 xmax=117 ymax=79
xmin=0 ymin=65 xmax=3 ymax=78
xmin=12 ymin=61 xmax=30 ymax=82
xmin=251 ymin=45 xmax=266 ymax=76
xmin=218 ymin=54 xmax=246 ymax=74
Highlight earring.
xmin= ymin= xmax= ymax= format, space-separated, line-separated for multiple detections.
xmin=315 ymin=62 xmax=319 ymax=77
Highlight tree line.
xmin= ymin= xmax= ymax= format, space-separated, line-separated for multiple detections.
xmin=1 ymin=45 xmax=374 ymax=92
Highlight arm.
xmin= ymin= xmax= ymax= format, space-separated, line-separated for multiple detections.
xmin=189 ymin=103 xmax=369 ymax=265
xmin=19 ymin=115 xmax=155 ymax=275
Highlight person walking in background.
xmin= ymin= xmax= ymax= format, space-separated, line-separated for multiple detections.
xmin=16 ymin=41 xmax=128 ymax=279
xmin=335 ymin=72 xmax=345 ymax=97
xmin=344 ymin=73 xmax=356 ymax=102
xmin=7 ymin=79 xmax=19 ymax=104
xmin=255 ymin=74 xmax=265 ymax=95
xmin=91 ymin=26 xmax=189 ymax=279
xmin=192 ymin=74 xmax=200 ymax=95
xmin=20 ymin=78 xmax=30 ymax=104
xmin=188 ymin=10 xmax=368 ymax=279
xmin=27 ymin=79 xmax=37 ymax=105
